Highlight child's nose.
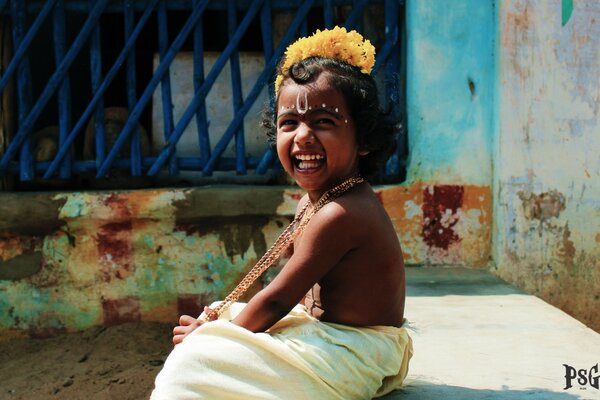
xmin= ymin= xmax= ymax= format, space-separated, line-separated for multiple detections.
xmin=294 ymin=123 xmax=315 ymax=145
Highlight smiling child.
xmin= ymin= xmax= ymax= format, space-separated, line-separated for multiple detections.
xmin=151 ymin=26 xmax=412 ymax=400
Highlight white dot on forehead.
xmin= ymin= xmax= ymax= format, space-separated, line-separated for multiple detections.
xmin=335 ymin=108 xmax=339 ymax=112
xmin=322 ymin=103 xmax=326 ymax=107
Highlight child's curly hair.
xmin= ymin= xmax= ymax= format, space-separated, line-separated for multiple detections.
xmin=262 ymin=56 xmax=399 ymax=180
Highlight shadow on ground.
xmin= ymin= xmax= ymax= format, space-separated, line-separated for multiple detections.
xmin=406 ymin=266 xmax=525 ymax=297
xmin=383 ymin=381 xmax=583 ymax=400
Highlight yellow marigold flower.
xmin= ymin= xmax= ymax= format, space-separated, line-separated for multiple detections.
xmin=274 ymin=26 xmax=376 ymax=94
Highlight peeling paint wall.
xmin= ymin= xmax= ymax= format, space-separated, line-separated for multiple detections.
xmin=2 ymin=0 xmax=597 ymax=338
xmin=0 ymin=0 xmax=499 ymax=337
xmin=0 ymin=188 xmax=294 ymax=338
xmin=0 ymin=180 xmax=492 ymax=337
xmin=0 ymin=0 xmax=592 ymax=336
xmin=494 ymin=0 xmax=600 ymax=331
xmin=403 ymin=0 xmax=495 ymax=266
xmin=381 ymin=184 xmax=491 ymax=267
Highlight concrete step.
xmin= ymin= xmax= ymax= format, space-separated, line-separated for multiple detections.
xmin=381 ymin=267 xmax=600 ymax=400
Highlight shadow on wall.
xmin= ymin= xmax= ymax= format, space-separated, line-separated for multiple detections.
xmin=405 ymin=267 xmax=526 ymax=297
xmin=384 ymin=382 xmax=581 ymax=400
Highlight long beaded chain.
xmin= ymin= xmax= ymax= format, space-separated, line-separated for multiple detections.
xmin=203 ymin=175 xmax=365 ymax=321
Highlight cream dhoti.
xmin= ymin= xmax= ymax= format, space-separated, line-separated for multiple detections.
xmin=151 ymin=302 xmax=412 ymax=400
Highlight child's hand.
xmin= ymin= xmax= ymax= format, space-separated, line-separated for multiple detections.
xmin=172 ymin=307 xmax=216 ymax=345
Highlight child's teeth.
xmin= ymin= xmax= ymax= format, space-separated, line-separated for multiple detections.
xmin=295 ymin=154 xmax=324 ymax=169
xmin=299 ymin=161 xmax=319 ymax=169
xmin=296 ymin=154 xmax=323 ymax=161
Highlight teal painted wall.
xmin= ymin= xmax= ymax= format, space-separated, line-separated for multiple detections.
xmin=406 ymin=0 xmax=495 ymax=185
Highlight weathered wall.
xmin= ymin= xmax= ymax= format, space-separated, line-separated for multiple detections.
xmin=404 ymin=0 xmax=495 ymax=265
xmin=0 ymin=180 xmax=493 ymax=338
xmin=0 ymin=188 xmax=297 ymax=339
xmin=494 ymin=0 xmax=600 ymax=331
xmin=0 ymin=0 xmax=500 ymax=338
xmin=0 ymin=0 xmax=592 ymax=337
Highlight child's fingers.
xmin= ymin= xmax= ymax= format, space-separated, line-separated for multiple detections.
xmin=172 ymin=334 xmax=185 ymax=346
xmin=178 ymin=314 xmax=197 ymax=326
xmin=173 ymin=325 xmax=189 ymax=336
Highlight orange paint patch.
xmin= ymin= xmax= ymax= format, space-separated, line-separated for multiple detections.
xmin=460 ymin=185 xmax=493 ymax=267
xmin=377 ymin=183 xmax=492 ymax=266
xmin=378 ymin=184 xmax=424 ymax=264
xmin=126 ymin=190 xmax=162 ymax=216
xmin=462 ymin=185 xmax=492 ymax=226
xmin=379 ymin=184 xmax=423 ymax=222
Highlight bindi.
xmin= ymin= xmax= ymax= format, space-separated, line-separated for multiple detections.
xmin=296 ymin=92 xmax=308 ymax=121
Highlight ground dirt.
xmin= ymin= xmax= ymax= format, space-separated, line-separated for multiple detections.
xmin=0 ymin=322 xmax=173 ymax=400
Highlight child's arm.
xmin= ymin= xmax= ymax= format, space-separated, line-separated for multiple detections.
xmin=231 ymin=201 xmax=360 ymax=332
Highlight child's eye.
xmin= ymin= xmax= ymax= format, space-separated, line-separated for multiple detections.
xmin=278 ymin=119 xmax=297 ymax=129
xmin=315 ymin=117 xmax=334 ymax=125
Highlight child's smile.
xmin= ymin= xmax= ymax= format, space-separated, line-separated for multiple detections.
xmin=293 ymin=152 xmax=326 ymax=171
xmin=276 ymin=73 xmax=364 ymax=202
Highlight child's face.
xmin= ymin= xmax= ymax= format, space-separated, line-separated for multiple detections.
xmin=276 ymin=73 xmax=363 ymax=200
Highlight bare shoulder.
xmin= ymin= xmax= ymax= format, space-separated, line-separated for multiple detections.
xmin=303 ymin=184 xmax=393 ymax=248
xmin=314 ymin=184 xmax=389 ymax=228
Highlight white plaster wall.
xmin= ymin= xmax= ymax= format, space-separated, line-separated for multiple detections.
xmin=494 ymin=0 xmax=600 ymax=330
xmin=152 ymin=52 xmax=269 ymax=160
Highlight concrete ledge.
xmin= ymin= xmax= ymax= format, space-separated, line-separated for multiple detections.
xmin=0 ymin=185 xmax=299 ymax=228
xmin=380 ymin=267 xmax=600 ymax=399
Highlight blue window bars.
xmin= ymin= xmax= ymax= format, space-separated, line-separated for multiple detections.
xmin=0 ymin=0 xmax=406 ymax=189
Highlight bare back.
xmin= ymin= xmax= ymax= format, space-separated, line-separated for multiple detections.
xmin=298 ymin=184 xmax=406 ymax=327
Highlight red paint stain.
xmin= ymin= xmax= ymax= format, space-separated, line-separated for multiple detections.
xmin=422 ymin=185 xmax=464 ymax=250
xmin=177 ymin=293 xmax=215 ymax=318
xmin=97 ymin=220 xmax=133 ymax=281
xmin=103 ymin=193 xmax=131 ymax=219
xmin=102 ymin=296 xmax=141 ymax=326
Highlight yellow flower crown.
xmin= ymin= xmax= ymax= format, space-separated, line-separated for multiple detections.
xmin=274 ymin=26 xmax=376 ymax=94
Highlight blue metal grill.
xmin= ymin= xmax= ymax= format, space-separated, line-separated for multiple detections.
xmin=0 ymin=0 xmax=406 ymax=188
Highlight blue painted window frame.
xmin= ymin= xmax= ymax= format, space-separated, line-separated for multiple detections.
xmin=0 ymin=0 xmax=407 ymax=188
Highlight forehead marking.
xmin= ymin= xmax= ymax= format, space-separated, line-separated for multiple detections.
xmin=296 ymin=91 xmax=308 ymax=115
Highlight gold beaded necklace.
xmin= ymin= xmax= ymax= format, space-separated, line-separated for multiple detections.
xmin=203 ymin=174 xmax=365 ymax=321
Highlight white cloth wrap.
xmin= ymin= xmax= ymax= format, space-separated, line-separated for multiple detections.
xmin=151 ymin=302 xmax=412 ymax=400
